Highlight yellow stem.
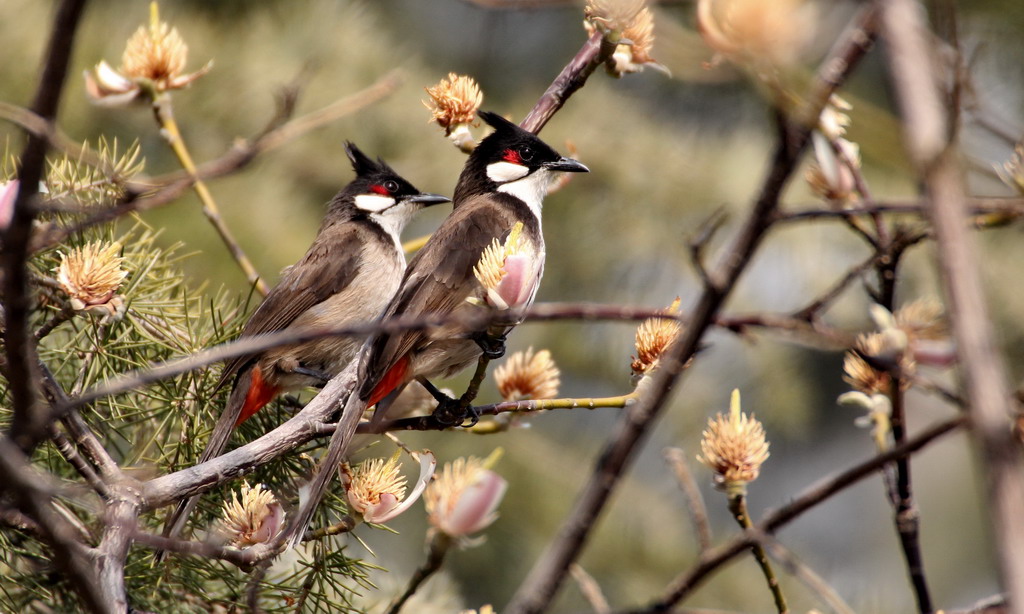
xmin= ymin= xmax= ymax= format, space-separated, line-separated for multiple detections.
xmin=153 ymin=94 xmax=268 ymax=296
xmin=729 ymin=493 xmax=789 ymax=614
xmin=466 ymin=392 xmax=639 ymax=434
xmin=402 ymin=233 xmax=431 ymax=254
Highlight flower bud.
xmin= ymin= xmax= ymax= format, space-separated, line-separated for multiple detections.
xmin=424 ymin=451 xmax=508 ymax=538
xmin=494 ymin=348 xmax=560 ymax=402
xmin=342 ymin=450 xmax=435 ymax=525
xmin=84 ymin=2 xmax=211 ymax=105
xmin=631 ymin=297 xmax=682 ymax=378
xmin=424 ymin=73 xmax=483 ymax=151
xmin=55 ymin=241 xmax=128 ymax=318
xmin=219 ymin=482 xmax=285 ymax=548
xmin=473 ymin=222 xmax=539 ymax=311
xmin=697 ymin=389 xmax=770 ymax=494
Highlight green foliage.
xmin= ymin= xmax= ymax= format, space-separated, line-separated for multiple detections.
xmin=46 ymin=137 xmax=144 ymax=207
xmin=0 ymin=136 xmax=371 ymax=609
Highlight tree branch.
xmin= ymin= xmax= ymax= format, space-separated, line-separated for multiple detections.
xmin=27 ymin=70 xmax=404 ymax=254
xmin=0 ymin=434 xmax=105 ymax=613
xmin=882 ymin=0 xmax=1024 ymax=609
xmin=5 ymin=0 xmax=88 ymax=454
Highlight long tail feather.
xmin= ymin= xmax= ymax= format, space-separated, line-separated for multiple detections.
xmin=237 ymin=367 xmax=280 ymax=425
xmin=155 ymin=368 xmax=272 ymax=561
xmin=364 ymin=354 xmax=409 ymax=407
xmin=283 ymin=385 xmax=367 ymax=549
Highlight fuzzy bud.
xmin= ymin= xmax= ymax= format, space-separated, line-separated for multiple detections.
xmin=219 ymin=482 xmax=285 ymax=548
xmin=494 ymin=347 xmax=560 ymax=401
xmin=55 ymin=241 xmax=128 ymax=318
xmin=697 ymin=389 xmax=770 ymax=494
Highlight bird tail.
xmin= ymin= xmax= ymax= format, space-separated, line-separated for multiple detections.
xmin=236 ymin=366 xmax=280 ymax=425
xmin=284 ymin=386 xmax=367 ymax=549
xmin=363 ymin=354 xmax=409 ymax=407
xmin=155 ymin=368 xmax=264 ymax=561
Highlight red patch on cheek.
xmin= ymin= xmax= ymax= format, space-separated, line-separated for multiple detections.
xmin=502 ymin=149 xmax=521 ymax=164
xmin=370 ymin=184 xmax=389 ymax=195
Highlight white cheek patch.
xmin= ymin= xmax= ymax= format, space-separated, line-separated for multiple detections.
xmin=497 ymin=168 xmax=551 ymax=219
xmin=354 ymin=193 xmax=396 ymax=212
xmin=486 ymin=161 xmax=530 ymax=183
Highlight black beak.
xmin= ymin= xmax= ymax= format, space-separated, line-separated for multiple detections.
xmin=544 ymin=157 xmax=589 ymax=173
xmin=410 ymin=193 xmax=451 ymax=206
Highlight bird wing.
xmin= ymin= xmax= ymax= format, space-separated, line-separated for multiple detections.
xmin=217 ymin=223 xmax=370 ymax=389
xmin=359 ymin=195 xmax=526 ymax=397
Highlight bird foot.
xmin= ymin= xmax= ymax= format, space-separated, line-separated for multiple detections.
xmin=417 ymin=377 xmax=480 ymax=427
xmin=432 ymin=396 xmax=480 ymax=428
xmin=291 ymin=366 xmax=331 ymax=384
xmin=472 ymin=330 xmax=507 ymax=360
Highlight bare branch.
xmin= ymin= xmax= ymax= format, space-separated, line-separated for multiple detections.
xmin=63 ymin=302 xmax=851 ymax=421
xmin=520 ymin=30 xmax=617 ymax=135
xmin=5 ymin=0 xmax=88 ymax=454
xmin=664 ymin=447 xmax=713 ymax=554
xmin=0 ymin=434 xmax=105 ymax=613
xmin=882 ymin=0 xmax=1024 ymax=608
xmin=751 ymin=530 xmax=857 ymax=614
xmin=27 ymin=70 xmax=404 ymax=254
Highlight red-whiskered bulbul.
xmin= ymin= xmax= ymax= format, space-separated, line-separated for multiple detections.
xmin=359 ymin=110 xmax=588 ymax=416
xmin=160 ymin=143 xmax=448 ymax=547
xmin=283 ymin=111 xmax=587 ymax=546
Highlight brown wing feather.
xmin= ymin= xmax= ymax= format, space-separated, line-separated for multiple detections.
xmin=218 ymin=223 xmax=369 ymax=388
xmin=359 ymin=194 xmax=531 ymax=398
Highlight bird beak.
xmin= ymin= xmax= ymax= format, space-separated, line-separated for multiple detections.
xmin=544 ymin=157 xmax=589 ymax=173
xmin=409 ymin=193 xmax=451 ymax=206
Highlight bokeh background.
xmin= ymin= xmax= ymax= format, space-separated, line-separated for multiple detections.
xmin=3 ymin=0 xmax=1024 ymax=611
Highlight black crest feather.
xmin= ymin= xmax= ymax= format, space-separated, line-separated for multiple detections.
xmin=344 ymin=142 xmax=390 ymax=177
xmin=478 ymin=110 xmax=520 ymax=134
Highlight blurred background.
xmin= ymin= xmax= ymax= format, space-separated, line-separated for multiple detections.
xmin=3 ymin=0 xmax=1024 ymax=611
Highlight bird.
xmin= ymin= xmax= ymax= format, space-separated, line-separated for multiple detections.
xmin=159 ymin=143 xmax=448 ymax=549
xmin=360 ymin=110 xmax=589 ymax=420
xmin=283 ymin=110 xmax=587 ymax=546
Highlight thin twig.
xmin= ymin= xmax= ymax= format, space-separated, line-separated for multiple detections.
xmin=49 ymin=426 xmax=110 ymax=499
xmin=38 ymin=362 xmax=126 ymax=483
xmin=750 ymin=530 xmax=857 ymax=614
xmin=385 ymin=533 xmax=453 ymax=614
xmin=34 ymin=306 xmax=74 ymax=341
xmin=303 ymin=516 xmax=357 ymax=541
xmin=63 ymin=302 xmax=849 ymax=419
xmin=727 ymin=494 xmax=788 ymax=613
xmin=570 ymin=564 xmax=612 ymax=614
xmin=888 ymin=374 xmax=932 ymax=612
xmin=775 ymin=198 xmax=1024 ymax=223
xmin=366 ymin=391 xmax=639 ymax=433
xmin=664 ymin=448 xmax=713 ymax=554
xmin=131 ymin=529 xmax=268 ymax=568
xmin=28 ymin=70 xmax=404 ymax=254
xmin=5 ymin=0 xmax=89 ymax=455
xmin=151 ymin=93 xmax=268 ymax=295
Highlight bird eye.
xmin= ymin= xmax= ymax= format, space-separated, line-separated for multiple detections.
xmin=384 ymin=180 xmax=399 ymax=193
xmin=519 ymin=146 xmax=534 ymax=162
